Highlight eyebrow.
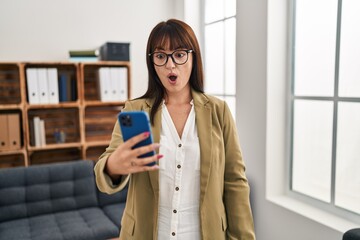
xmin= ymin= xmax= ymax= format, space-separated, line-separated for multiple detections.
xmin=154 ymin=47 xmax=186 ymax=52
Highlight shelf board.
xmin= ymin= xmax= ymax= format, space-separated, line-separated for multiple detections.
xmin=0 ymin=148 xmax=26 ymax=156
xmin=80 ymin=61 xmax=130 ymax=66
xmin=84 ymin=141 xmax=110 ymax=148
xmin=0 ymin=104 xmax=22 ymax=110
xmin=84 ymin=101 xmax=125 ymax=107
xmin=28 ymin=142 xmax=82 ymax=152
xmin=26 ymin=102 xmax=80 ymax=109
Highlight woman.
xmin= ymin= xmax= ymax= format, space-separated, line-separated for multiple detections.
xmin=94 ymin=19 xmax=255 ymax=240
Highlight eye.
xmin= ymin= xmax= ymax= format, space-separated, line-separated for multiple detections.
xmin=155 ymin=52 xmax=166 ymax=60
xmin=174 ymin=51 xmax=186 ymax=59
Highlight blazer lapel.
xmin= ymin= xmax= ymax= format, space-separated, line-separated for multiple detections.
xmin=144 ymin=99 xmax=161 ymax=193
xmin=192 ymin=90 xmax=212 ymax=205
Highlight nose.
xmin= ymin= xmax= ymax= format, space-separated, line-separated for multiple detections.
xmin=165 ymin=55 xmax=176 ymax=69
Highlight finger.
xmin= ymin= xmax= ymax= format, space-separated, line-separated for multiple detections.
xmin=132 ymin=164 xmax=160 ymax=173
xmin=131 ymin=143 xmax=160 ymax=158
xmin=135 ymin=154 xmax=163 ymax=166
xmin=124 ymin=131 xmax=150 ymax=148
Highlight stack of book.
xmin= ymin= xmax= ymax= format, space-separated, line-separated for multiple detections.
xmin=69 ymin=49 xmax=99 ymax=62
xmin=26 ymin=68 xmax=76 ymax=104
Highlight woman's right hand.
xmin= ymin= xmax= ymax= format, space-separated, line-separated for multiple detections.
xmin=105 ymin=131 xmax=162 ymax=178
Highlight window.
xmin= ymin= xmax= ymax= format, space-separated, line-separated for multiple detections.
xmin=291 ymin=0 xmax=360 ymax=217
xmin=203 ymin=0 xmax=236 ymax=117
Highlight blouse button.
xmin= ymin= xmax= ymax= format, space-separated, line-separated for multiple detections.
xmin=173 ymin=209 xmax=177 ymax=213
xmin=177 ymin=164 xmax=181 ymax=169
xmin=178 ymin=143 xmax=182 ymax=147
xmin=172 ymin=232 xmax=176 ymax=236
xmin=175 ymin=187 xmax=179 ymax=191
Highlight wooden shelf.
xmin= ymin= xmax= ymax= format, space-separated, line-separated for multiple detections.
xmin=84 ymin=100 xmax=126 ymax=107
xmin=26 ymin=102 xmax=80 ymax=109
xmin=0 ymin=148 xmax=26 ymax=156
xmin=0 ymin=104 xmax=23 ymax=110
xmin=0 ymin=61 xmax=131 ymax=168
xmin=84 ymin=141 xmax=110 ymax=147
xmin=28 ymin=142 xmax=82 ymax=152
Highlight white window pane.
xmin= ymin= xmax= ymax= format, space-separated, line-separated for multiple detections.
xmin=292 ymin=100 xmax=333 ymax=202
xmin=338 ymin=0 xmax=360 ymax=97
xmin=224 ymin=96 xmax=236 ymax=119
xmin=205 ymin=0 xmax=224 ymax=23
xmin=335 ymin=102 xmax=360 ymax=214
xmin=225 ymin=18 xmax=236 ymax=95
xmin=225 ymin=0 xmax=236 ymax=18
xmin=294 ymin=0 xmax=337 ymax=96
xmin=205 ymin=22 xmax=224 ymax=95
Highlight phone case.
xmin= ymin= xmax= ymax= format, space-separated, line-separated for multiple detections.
xmin=118 ymin=111 xmax=156 ymax=166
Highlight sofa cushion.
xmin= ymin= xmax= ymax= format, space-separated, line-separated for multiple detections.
xmin=0 ymin=207 xmax=119 ymax=240
xmin=102 ymin=203 xmax=126 ymax=227
xmin=0 ymin=160 xmax=98 ymax=223
xmin=97 ymin=184 xmax=128 ymax=207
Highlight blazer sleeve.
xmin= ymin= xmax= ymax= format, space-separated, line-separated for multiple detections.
xmin=94 ymin=101 xmax=133 ymax=194
xmin=222 ymin=102 xmax=256 ymax=240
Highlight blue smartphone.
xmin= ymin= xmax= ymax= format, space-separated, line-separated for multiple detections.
xmin=118 ymin=111 xmax=156 ymax=166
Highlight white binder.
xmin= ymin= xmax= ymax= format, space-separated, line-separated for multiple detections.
xmin=47 ymin=68 xmax=59 ymax=104
xmin=26 ymin=68 xmax=40 ymax=104
xmin=98 ymin=67 xmax=111 ymax=102
xmin=118 ymin=67 xmax=128 ymax=101
xmin=110 ymin=67 xmax=121 ymax=101
xmin=37 ymin=68 xmax=49 ymax=104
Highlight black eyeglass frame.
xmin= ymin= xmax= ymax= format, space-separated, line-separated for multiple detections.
xmin=148 ymin=49 xmax=194 ymax=67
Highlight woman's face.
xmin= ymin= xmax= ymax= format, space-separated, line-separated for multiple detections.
xmin=152 ymin=46 xmax=193 ymax=96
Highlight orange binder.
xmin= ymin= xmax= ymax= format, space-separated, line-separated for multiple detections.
xmin=7 ymin=114 xmax=21 ymax=150
xmin=0 ymin=114 xmax=9 ymax=150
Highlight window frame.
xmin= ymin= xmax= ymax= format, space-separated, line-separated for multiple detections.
xmin=289 ymin=0 xmax=360 ymax=222
xmin=201 ymin=0 xmax=237 ymax=117
xmin=266 ymin=0 xmax=360 ymax=232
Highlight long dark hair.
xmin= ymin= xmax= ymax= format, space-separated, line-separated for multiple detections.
xmin=140 ymin=19 xmax=204 ymax=124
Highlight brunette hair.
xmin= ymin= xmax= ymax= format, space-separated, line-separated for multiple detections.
xmin=140 ymin=19 xmax=204 ymax=124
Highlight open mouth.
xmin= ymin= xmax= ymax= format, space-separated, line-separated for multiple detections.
xmin=168 ymin=74 xmax=178 ymax=83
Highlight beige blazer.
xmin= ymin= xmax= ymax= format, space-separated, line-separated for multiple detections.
xmin=94 ymin=89 xmax=255 ymax=240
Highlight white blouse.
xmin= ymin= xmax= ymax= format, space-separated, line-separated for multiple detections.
xmin=157 ymin=101 xmax=201 ymax=240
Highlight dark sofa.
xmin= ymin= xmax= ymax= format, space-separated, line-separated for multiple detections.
xmin=0 ymin=160 xmax=127 ymax=240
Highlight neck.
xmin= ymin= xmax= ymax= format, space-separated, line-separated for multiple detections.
xmin=164 ymin=90 xmax=192 ymax=105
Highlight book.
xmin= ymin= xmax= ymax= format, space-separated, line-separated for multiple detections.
xmin=33 ymin=116 xmax=41 ymax=147
xmin=69 ymin=49 xmax=99 ymax=57
xmin=39 ymin=119 xmax=46 ymax=146
xmin=69 ymin=56 xmax=98 ymax=62
xmin=58 ymin=73 xmax=68 ymax=102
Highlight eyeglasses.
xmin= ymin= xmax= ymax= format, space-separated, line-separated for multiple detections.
xmin=148 ymin=49 xmax=193 ymax=66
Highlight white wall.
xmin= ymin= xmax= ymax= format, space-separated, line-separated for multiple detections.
xmin=236 ymin=1 xmax=343 ymax=239
xmin=0 ymin=0 xmax=180 ymax=98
